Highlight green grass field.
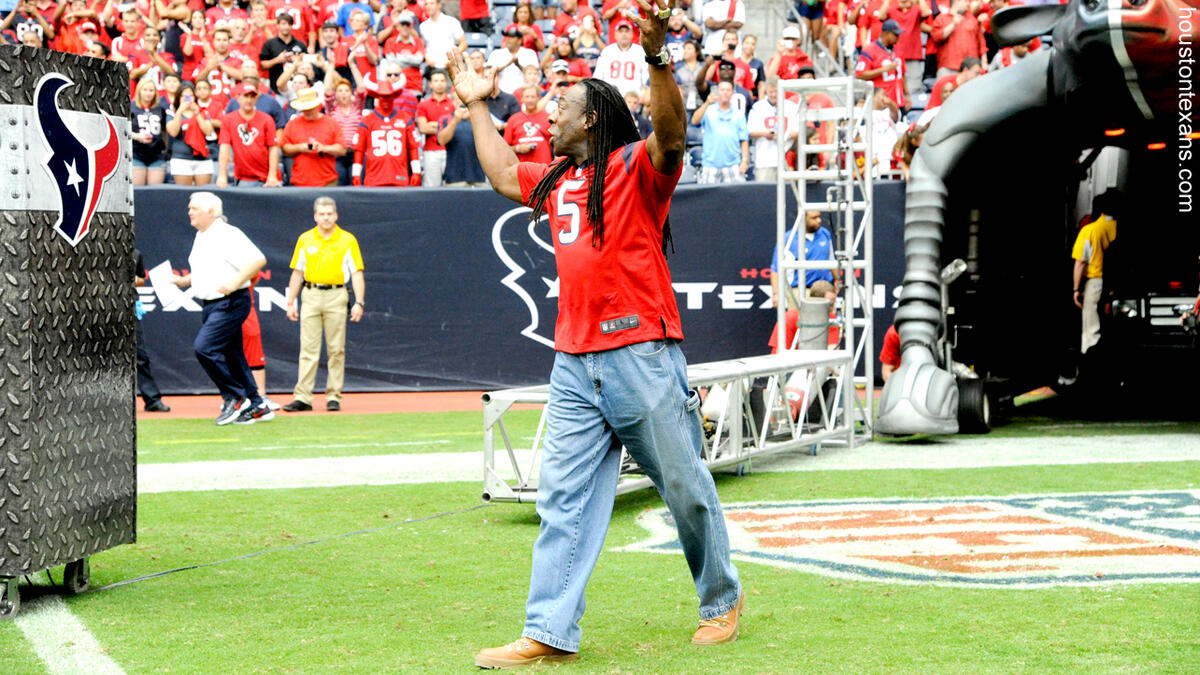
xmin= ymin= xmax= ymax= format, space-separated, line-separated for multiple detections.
xmin=2 ymin=408 xmax=1199 ymax=673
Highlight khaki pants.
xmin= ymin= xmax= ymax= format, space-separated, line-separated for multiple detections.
xmin=294 ymin=286 xmax=348 ymax=403
xmin=1081 ymin=276 xmax=1102 ymax=354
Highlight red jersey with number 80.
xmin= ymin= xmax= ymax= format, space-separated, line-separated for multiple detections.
xmin=352 ymin=109 xmax=420 ymax=186
xmin=516 ymin=140 xmax=683 ymax=354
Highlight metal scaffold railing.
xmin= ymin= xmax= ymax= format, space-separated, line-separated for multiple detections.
xmin=774 ymin=75 xmax=876 ymax=445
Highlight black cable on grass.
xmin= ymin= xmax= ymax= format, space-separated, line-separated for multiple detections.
xmin=91 ymin=503 xmax=492 ymax=593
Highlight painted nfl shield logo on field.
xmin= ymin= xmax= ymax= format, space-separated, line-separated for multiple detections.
xmin=619 ymin=491 xmax=1200 ymax=588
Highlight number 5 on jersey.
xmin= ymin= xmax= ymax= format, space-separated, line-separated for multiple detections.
xmin=555 ymin=177 xmax=586 ymax=245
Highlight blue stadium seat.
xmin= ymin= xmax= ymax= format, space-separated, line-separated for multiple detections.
xmin=536 ymin=18 xmax=555 ymax=34
xmin=922 ymin=77 xmax=936 ymax=93
xmin=492 ymin=0 xmax=517 ymax=6
xmin=905 ymin=109 xmax=923 ymax=125
xmin=493 ymin=7 xmax=514 ymax=31
xmin=910 ymin=91 xmax=929 ymax=111
xmin=465 ymin=32 xmax=492 ymax=50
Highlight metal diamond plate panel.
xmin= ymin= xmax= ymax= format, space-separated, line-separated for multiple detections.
xmin=0 ymin=47 xmax=135 ymax=577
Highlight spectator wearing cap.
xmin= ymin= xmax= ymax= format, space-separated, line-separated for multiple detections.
xmin=704 ymin=29 xmax=756 ymax=96
xmin=594 ymin=19 xmax=648 ymax=100
xmin=766 ymin=25 xmax=814 ymax=82
xmin=416 ymin=70 xmax=455 ymax=186
xmin=505 ymin=2 xmax=545 ymax=52
xmin=695 ymin=57 xmax=752 ymax=115
xmin=280 ymin=87 xmax=346 ymax=187
xmin=313 ymin=20 xmax=348 ymax=79
xmin=990 ymin=37 xmax=1039 ymax=71
xmin=553 ymin=0 xmax=600 ymax=41
xmin=487 ymin=25 xmax=541 ymax=96
xmin=878 ymin=0 xmax=930 ymax=101
xmin=701 ymin=0 xmax=744 ymax=56
xmin=856 ymin=18 xmax=906 ymax=109
xmin=600 ymin=0 xmax=645 ymax=42
xmin=540 ymin=34 xmax=592 ymax=81
xmin=538 ymin=60 xmax=573 ymax=114
xmin=419 ymin=0 xmax=465 ymax=71
xmin=260 ymin=13 xmax=307 ymax=94
xmin=664 ymin=7 xmax=702 ymax=62
xmin=692 ymin=79 xmax=749 ymax=184
xmin=374 ymin=60 xmax=422 ymax=122
xmin=217 ymin=79 xmax=282 ymax=187
xmin=379 ymin=11 xmax=425 ymax=95
xmin=932 ymin=0 xmax=985 ymax=77
xmin=503 ymin=85 xmax=553 ymax=164
xmin=51 ymin=0 xmax=95 ymax=55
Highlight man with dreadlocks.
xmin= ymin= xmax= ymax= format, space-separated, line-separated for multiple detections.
xmin=449 ymin=0 xmax=744 ymax=669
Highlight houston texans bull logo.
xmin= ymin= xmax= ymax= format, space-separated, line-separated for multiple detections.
xmin=492 ymin=206 xmax=559 ymax=348
xmin=34 ymin=73 xmax=121 ymax=247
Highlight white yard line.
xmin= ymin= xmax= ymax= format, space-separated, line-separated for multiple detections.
xmin=14 ymin=596 xmax=125 ymax=675
xmin=138 ymin=434 xmax=1200 ymax=494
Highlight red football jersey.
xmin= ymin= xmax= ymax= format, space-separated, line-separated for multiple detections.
xmin=206 ymin=5 xmax=249 ymax=29
xmin=268 ymin=0 xmax=316 ymax=43
xmin=856 ymin=39 xmax=905 ymax=108
xmin=516 ymin=141 xmax=683 ymax=353
xmin=218 ymin=109 xmax=277 ymax=181
xmin=503 ymin=110 xmax=553 ymax=164
xmin=128 ymin=49 xmax=178 ymax=98
xmin=352 ymin=110 xmax=421 ymax=186
xmin=382 ymin=34 xmax=425 ymax=94
xmin=416 ymin=94 xmax=455 ymax=151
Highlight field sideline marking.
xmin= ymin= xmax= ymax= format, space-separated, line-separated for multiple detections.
xmin=14 ymin=596 xmax=124 ymax=675
xmin=137 ymin=433 xmax=1200 ymax=493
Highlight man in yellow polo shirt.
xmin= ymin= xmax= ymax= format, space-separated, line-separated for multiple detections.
xmin=282 ymin=196 xmax=366 ymax=412
xmin=1071 ymin=193 xmax=1118 ymax=355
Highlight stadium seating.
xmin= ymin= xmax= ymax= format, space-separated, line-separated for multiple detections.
xmin=465 ymin=32 xmax=493 ymax=51
xmin=905 ymin=109 xmax=924 ymax=125
xmin=536 ymin=18 xmax=555 ymax=34
xmin=910 ymin=91 xmax=929 ymax=111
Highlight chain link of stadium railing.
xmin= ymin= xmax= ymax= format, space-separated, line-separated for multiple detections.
xmin=87 ymin=503 xmax=492 ymax=593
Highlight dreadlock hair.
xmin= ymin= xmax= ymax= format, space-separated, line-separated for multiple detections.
xmin=527 ymin=78 xmax=675 ymax=255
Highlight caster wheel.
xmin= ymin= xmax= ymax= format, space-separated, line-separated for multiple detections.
xmin=0 ymin=580 xmax=18 ymax=620
xmin=957 ymin=379 xmax=992 ymax=434
xmin=63 ymin=559 xmax=90 ymax=595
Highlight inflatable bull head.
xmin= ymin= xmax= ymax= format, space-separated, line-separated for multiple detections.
xmin=875 ymin=0 xmax=1198 ymax=435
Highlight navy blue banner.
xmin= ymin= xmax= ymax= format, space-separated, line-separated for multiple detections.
xmin=135 ymin=182 xmax=906 ymax=394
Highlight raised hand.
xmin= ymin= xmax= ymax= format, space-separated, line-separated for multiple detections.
xmin=632 ymin=0 xmax=673 ymax=54
xmin=445 ymin=47 xmax=495 ymax=106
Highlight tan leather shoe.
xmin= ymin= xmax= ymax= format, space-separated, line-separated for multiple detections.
xmin=691 ymin=590 xmax=746 ymax=645
xmin=474 ymin=637 xmax=579 ymax=669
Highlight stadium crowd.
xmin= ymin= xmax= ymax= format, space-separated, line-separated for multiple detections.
xmin=2 ymin=0 xmax=1045 ymax=188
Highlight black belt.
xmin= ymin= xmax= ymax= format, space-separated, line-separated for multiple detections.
xmin=200 ymin=287 xmax=248 ymax=305
xmin=303 ymin=282 xmax=345 ymax=289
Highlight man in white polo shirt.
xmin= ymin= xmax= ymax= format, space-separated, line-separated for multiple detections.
xmin=171 ymin=192 xmax=274 ymax=426
xmin=419 ymin=0 xmax=467 ymax=72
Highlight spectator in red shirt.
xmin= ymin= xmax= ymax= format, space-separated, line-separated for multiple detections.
xmin=880 ymin=0 xmax=930 ymax=102
xmin=766 ymin=25 xmax=814 ymax=84
xmin=503 ymin=86 xmax=553 ymax=164
xmin=553 ymin=0 xmax=600 ymax=40
xmin=198 ymin=27 xmax=244 ymax=99
xmin=416 ymin=70 xmax=455 ymax=186
xmin=1 ymin=0 xmax=56 ymax=48
xmin=926 ymin=56 xmax=981 ymax=107
xmin=854 ymin=0 xmax=884 ymax=47
xmin=127 ymin=24 xmax=177 ymax=99
xmin=217 ymin=78 xmax=281 ymax=187
xmin=707 ymin=29 xmax=756 ymax=96
xmin=855 ymin=19 xmax=906 ymax=109
xmin=280 ymin=87 xmax=346 ymax=187
xmin=931 ymin=0 xmax=985 ymax=76
xmin=541 ymin=36 xmax=592 ymax=82
xmin=109 ymin=8 xmax=143 ymax=63
xmin=457 ymin=0 xmax=491 ymax=34
xmin=206 ymin=0 xmax=248 ymax=31
xmin=506 ymin=2 xmax=546 ymax=52
xmin=344 ymin=9 xmax=379 ymax=78
xmin=180 ymin=9 xmax=211 ymax=82
xmin=380 ymin=11 xmax=424 ymax=95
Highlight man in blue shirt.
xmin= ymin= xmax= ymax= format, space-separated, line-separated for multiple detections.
xmin=772 ymin=210 xmax=835 ymax=297
xmin=691 ymin=80 xmax=748 ymax=183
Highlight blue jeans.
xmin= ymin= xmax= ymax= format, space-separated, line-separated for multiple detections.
xmin=522 ymin=340 xmax=741 ymax=653
xmin=195 ymin=289 xmax=262 ymax=407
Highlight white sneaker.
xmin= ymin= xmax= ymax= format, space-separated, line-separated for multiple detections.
xmin=263 ymin=397 xmax=282 ymax=411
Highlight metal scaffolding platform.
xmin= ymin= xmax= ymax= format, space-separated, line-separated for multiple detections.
xmin=774 ymin=76 xmax=877 ymax=444
xmin=481 ymin=350 xmax=853 ymax=504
